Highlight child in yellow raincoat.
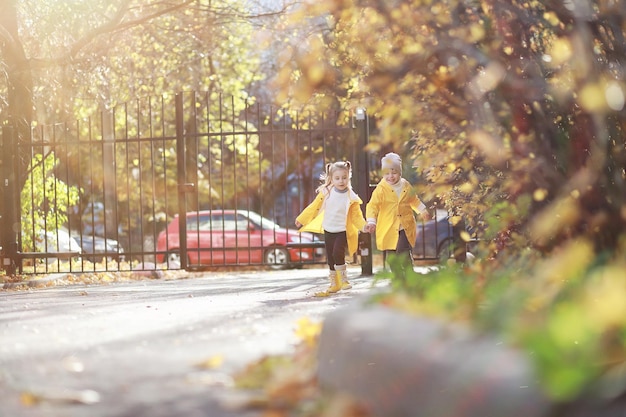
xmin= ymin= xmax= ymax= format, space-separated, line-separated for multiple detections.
xmin=295 ymin=161 xmax=367 ymax=296
xmin=366 ymin=153 xmax=431 ymax=269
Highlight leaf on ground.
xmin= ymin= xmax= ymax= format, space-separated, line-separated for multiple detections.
xmin=234 ymin=354 xmax=293 ymax=390
xmin=194 ymin=354 xmax=224 ymax=369
xmin=294 ymin=317 xmax=322 ymax=347
xmin=20 ymin=389 xmax=100 ymax=406
xmin=232 ymin=327 xmax=371 ymax=417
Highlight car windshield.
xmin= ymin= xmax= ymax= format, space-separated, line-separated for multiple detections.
xmin=243 ymin=211 xmax=281 ymax=230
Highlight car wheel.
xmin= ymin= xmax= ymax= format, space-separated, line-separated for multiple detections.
xmin=264 ymin=246 xmax=290 ymax=270
xmin=165 ymin=251 xmax=182 ymax=268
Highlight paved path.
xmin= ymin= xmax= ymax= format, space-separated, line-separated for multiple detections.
xmin=0 ymin=267 xmax=384 ymax=417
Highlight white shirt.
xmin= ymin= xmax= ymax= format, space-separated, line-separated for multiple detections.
xmin=322 ymin=188 xmax=349 ymax=233
xmin=390 ymin=180 xmax=404 ymax=198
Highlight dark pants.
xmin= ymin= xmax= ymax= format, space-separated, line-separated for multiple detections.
xmin=383 ymin=229 xmax=413 ymax=268
xmin=324 ymin=230 xmax=347 ymax=270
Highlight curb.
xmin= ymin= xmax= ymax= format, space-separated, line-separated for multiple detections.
xmin=2 ymin=267 xmax=168 ymax=290
xmin=317 ymin=298 xmax=551 ymax=417
xmin=2 ymin=273 xmax=71 ymax=290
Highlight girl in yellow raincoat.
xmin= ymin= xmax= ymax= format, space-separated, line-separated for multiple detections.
xmin=295 ymin=161 xmax=367 ymax=296
xmin=366 ymin=153 xmax=431 ymax=268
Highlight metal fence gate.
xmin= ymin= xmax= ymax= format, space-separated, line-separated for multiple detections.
xmin=1 ymin=93 xmax=375 ymax=275
xmin=1 ymin=93 xmax=463 ymax=277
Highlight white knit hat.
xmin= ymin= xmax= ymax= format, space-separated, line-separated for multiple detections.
xmin=381 ymin=152 xmax=402 ymax=174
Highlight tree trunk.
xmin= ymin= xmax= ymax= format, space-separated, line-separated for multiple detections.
xmin=0 ymin=0 xmax=34 ymax=273
xmin=0 ymin=0 xmax=34 ymax=185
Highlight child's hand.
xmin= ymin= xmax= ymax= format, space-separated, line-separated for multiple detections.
xmin=295 ymin=220 xmax=302 ymax=228
xmin=421 ymin=212 xmax=432 ymax=221
xmin=366 ymin=223 xmax=376 ymax=233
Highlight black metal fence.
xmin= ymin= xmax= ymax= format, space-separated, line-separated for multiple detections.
xmin=2 ymin=93 xmax=374 ymax=274
xmin=0 ymin=92 xmax=461 ymax=276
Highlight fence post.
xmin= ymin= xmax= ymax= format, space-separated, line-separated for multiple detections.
xmin=175 ymin=93 xmax=188 ymax=269
xmin=354 ymin=108 xmax=372 ymax=276
xmin=0 ymin=126 xmax=18 ymax=275
xmin=101 ymin=110 xmax=118 ymax=240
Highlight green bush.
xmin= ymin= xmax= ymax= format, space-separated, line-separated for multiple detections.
xmin=378 ymin=245 xmax=626 ymax=402
xmin=20 ymin=153 xmax=80 ymax=252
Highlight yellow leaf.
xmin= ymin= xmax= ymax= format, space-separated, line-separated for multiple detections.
xmin=293 ymin=317 xmax=322 ymax=347
xmin=547 ymin=37 xmax=573 ymax=66
xmin=579 ymin=83 xmax=607 ymax=112
xmin=445 ymin=162 xmax=456 ymax=172
xmin=533 ymin=188 xmax=548 ymax=201
xmin=449 ymin=215 xmax=462 ymax=226
xmin=585 ymin=265 xmax=626 ymax=327
xmin=543 ymin=11 xmax=561 ymax=26
xmin=468 ymin=23 xmax=485 ymax=43
xmin=195 ymin=355 xmax=224 ymax=369
xmin=20 ymin=392 xmax=39 ymax=407
xmin=458 ymin=182 xmax=474 ymax=194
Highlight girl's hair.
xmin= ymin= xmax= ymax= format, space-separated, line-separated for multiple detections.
xmin=317 ymin=161 xmax=352 ymax=193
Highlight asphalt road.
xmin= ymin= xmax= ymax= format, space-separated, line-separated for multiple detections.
xmin=0 ymin=266 xmax=384 ymax=417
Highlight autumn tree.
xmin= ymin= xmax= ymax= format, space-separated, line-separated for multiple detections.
xmin=279 ymin=0 xmax=626 ymax=264
xmin=273 ymin=0 xmax=626 ymax=401
xmin=1 ymin=0 xmax=296 ymax=255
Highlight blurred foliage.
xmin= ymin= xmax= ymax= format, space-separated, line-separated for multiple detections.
xmin=233 ymin=316 xmax=370 ymax=417
xmin=20 ymin=153 xmax=80 ymax=252
xmin=279 ymin=0 xmax=626 ymax=261
xmin=379 ymin=250 xmax=626 ymax=402
xmin=10 ymin=0 xmax=265 ymax=122
xmin=279 ymin=0 xmax=626 ymax=405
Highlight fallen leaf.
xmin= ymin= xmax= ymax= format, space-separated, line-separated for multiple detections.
xmin=195 ymin=355 xmax=224 ymax=369
xmin=19 ymin=388 xmax=100 ymax=405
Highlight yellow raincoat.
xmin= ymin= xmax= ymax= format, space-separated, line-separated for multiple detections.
xmin=366 ymin=178 xmax=426 ymax=251
xmin=296 ymin=187 xmax=366 ymax=256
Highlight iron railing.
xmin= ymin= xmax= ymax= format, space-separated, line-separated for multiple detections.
xmin=1 ymin=93 xmax=464 ymax=275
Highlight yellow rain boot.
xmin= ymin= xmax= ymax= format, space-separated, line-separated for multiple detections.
xmin=314 ymin=269 xmax=341 ymax=297
xmin=336 ymin=264 xmax=352 ymax=290
xmin=329 ymin=268 xmax=342 ymax=293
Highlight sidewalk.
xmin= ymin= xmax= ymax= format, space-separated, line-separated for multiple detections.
xmin=316 ymin=295 xmax=552 ymax=417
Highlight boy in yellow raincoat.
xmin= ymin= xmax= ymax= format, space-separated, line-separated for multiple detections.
xmin=366 ymin=153 xmax=431 ymax=269
xmin=296 ymin=161 xmax=367 ymax=296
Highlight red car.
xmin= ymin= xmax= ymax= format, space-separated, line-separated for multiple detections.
xmin=156 ymin=210 xmax=324 ymax=269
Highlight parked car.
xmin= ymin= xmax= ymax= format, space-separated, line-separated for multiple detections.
xmin=34 ymin=229 xmax=82 ymax=264
xmin=78 ymin=201 xmax=124 ymax=237
xmin=72 ymin=234 xmax=125 ymax=263
xmin=156 ymin=210 xmax=325 ymax=269
xmin=413 ymin=209 xmax=461 ymax=260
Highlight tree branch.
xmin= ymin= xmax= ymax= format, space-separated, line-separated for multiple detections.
xmin=28 ymin=0 xmax=195 ymax=70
